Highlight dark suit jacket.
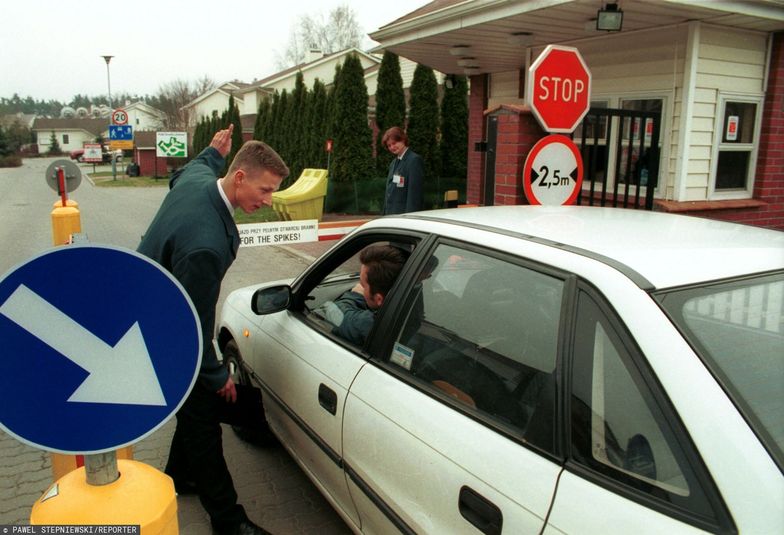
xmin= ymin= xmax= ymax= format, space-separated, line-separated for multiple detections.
xmin=383 ymin=148 xmax=424 ymax=215
xmin=138 ymin=147 xmax=239 ymax=392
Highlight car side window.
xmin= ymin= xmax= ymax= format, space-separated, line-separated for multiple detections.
xmin=304 ymin=240 xmax=412 ymax=347
xmin=570 ymin=290 xmax=719 ymax=524
xmin=389 ymin=244 xmax=564 ymax=452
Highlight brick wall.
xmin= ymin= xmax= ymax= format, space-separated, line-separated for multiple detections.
xmin=491 ymin=107 xmax=545 ymax=205
xmin=467 ymin=74 xmax=488 ymax=204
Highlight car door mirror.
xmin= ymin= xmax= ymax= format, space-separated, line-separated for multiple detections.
xmin=252 ymin=285 xmax=291 ymax=315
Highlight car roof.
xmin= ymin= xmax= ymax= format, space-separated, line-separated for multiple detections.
xmin=394 ymin=206 xmax=784 ymax=290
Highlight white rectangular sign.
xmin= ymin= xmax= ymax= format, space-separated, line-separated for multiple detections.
xmin=84 ymin=143 xmax=103 ymax=163
xmin=237 ymin=220 xmax=319 ymax=247
xmin=156 ymin=132 xmax=188 ymax=158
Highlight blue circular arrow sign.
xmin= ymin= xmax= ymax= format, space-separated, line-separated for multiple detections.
xmin=0 ymin=245 xmax=201 ymax=453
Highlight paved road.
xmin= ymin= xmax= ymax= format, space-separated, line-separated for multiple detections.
xmin=0 ymin=157 xmax=349 ymax=533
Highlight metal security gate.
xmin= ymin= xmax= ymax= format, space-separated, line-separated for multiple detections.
xmin=573 ymin=107 xmax=661 ymax=210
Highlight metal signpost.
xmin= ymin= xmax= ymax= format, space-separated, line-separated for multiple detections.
xmin=524 ymin=44 xmax=591 ymax=205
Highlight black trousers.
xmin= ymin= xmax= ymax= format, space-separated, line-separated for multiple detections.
xmin=165 ymin=381 xmax=247 ymax=531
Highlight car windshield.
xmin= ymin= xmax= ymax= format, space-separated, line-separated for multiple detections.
xmin=656 ymin=272 xmax=784 ymax=472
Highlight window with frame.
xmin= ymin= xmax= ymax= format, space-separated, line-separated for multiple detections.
xmin=303 ymin=239 xmax=414 ymax=347
xmin=570 ymin=290 xmax=721 ymax=526
xmin=62 ymin=134 xmax=69 ymax=145
xmin=714 ymin=97 xmax=761 ymax=193
xmin=388 ymin=244 xmax=564 ymax=452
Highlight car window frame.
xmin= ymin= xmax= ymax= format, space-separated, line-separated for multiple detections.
xmin=564 ymin=281 xmax=736 ymax=534
xmin=287 ymin=229 xmax=426 ymax=352
xmin=368 ymin=235 xmax=574 ymax=461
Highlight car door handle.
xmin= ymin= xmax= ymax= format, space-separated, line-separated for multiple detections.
xmin=318 ymin=383 xmax=337 ymax=415
xmin=458 ymin=486 xmax=502 ymax=535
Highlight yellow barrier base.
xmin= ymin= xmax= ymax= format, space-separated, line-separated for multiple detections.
xmin=51 ymin=200 xmax=81 ymax=246
xmin=31 ymin=460 xmax=178 ymax=534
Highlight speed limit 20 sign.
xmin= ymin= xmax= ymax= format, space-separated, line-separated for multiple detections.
xmin=112 ymin=108 xmax=128 ymax=125
xmin=522 ymin=135 xmax=583 ymax=206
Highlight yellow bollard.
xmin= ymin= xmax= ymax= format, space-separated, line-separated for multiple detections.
xmin=51 ymin=199 xmax=81 ymax=246
xmin=31 ymin=460 xmax=178 ymax=534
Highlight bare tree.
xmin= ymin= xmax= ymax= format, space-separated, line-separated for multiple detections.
xmin=275 ymin=4 xmax=363 ymax=69
xmin=151 ymin=77 xmax=217 ymax=130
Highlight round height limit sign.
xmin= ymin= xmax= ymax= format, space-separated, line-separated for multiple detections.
xmin=523 ymin=135 xmax=584 ymax=205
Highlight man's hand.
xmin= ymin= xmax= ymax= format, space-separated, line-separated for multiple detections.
xmin=209 ymin=124 xmax=234 ymax=158
xmin=217 ymin=376 xmax=237 ymax=403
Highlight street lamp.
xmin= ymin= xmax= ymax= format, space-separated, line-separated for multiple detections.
xmin=101 ymin=55 xmax=114 ymax=110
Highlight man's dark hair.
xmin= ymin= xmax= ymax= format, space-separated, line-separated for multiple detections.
xmin=227 ymin=140 xmax=290 ymax=179
xmin=382 ymin=126 xmax=408 ymax=147
xmin=360 ymin=245 xmax=407 ymax=297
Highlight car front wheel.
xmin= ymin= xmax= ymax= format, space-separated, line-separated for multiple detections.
xmin=223 ymin=340 xmax=278 ymax=446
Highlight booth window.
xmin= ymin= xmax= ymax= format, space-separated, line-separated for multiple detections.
xmin=713 ymin=97 xmax=761 ymax=195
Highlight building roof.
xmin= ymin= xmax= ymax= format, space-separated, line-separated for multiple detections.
xmin=32 ymin=118 xmax=108 ymax=136
xmin=370 ymin=0 xmax=784 ymax=76
xmin=133 ymin=131 xmax=157 ymax=149
xmin=241 ymin=47 xmax=381 ymax=92
xmin=1 ymin=113 xmax=36 ymax=129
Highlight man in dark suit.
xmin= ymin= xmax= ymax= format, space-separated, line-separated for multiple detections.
xmin=382 ymin=126 xmax=424 ymax=214
xmin=138 ymin=125 xmax=288 ymax=535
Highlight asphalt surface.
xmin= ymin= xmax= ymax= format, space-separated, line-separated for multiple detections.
xmin=0 ymin=157 xmax=351 ymax=533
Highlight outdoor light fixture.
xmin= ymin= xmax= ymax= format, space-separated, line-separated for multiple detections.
xmin=507 ymin=32 xmax=533 ymax=46
xmin=101 ymin=55 xmax=114 ymax=109
xmin=449 ymin=45 xmax=471 ymax=56
xmin=597 ymin=2 xmax=623 ymax=31
xmin=456 ymin=57 xmax=479 ymax=67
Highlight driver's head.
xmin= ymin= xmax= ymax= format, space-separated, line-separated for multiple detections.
xmin=358 ymin=245 xmax=407 ymax=309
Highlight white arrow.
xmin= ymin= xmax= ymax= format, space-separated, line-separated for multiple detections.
xmin=0 ymin=284 xmax=166 ymax=406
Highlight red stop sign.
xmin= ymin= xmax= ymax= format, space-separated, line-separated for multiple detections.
xmin=527 ymin=45 xmax=592 ymax=133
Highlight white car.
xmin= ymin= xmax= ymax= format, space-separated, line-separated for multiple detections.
xmin=216 ymin=206 xmax=784 ymax=534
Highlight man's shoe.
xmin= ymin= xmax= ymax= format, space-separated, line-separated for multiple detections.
xmin=214 ymin=520 xmax=272 ymax=535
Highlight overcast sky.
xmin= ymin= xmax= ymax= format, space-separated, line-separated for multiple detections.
xmin=1 ymin=0 xmax=427 ymax=103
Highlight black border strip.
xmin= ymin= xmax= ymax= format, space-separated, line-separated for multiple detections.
xmin=344 ymin=463 xmax=418 ymax=535
xmin=247 ymin=368 xmax=342 ymax=467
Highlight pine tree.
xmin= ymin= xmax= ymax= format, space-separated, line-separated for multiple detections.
xmin=325 ymin=63 xmax=342 ymax=141
xmin=407 ymin=64 xmax=440 ymax=179
xmin=440 ymin=75 xmax=469 ymax=178
xmin=374 ymin=51 xmax=406 ymax=174
xmin=224 ymin=95 xmax=244 ymax=174
xmin=0 ymin=126 xmax=11 ymax=157
xmin=289 ymin=72 xmax=309 ymax=180
xmin=332 ymin=53 xmax=373 ymax=183
xmin=309 ymin=79 xmax=329 ymax=169
xmin=48 ymin=131 xmax=61 ymax=155
xmin=253 ymin=98 xmax=272 ymax=142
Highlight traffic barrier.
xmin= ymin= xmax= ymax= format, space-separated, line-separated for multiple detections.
xmin=32 ymin=460 xmax=178 ymax=533
xmin=317 ymin=219 xmax=368 ymax=241
xmin=272 ymin=169 xmax=328 ymax=221
xmin=51 ymin=199 xmax=81 ymax=246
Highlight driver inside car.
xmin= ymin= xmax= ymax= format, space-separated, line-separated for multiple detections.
xmin=320 ymin=244 xmax=406 ymax=346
